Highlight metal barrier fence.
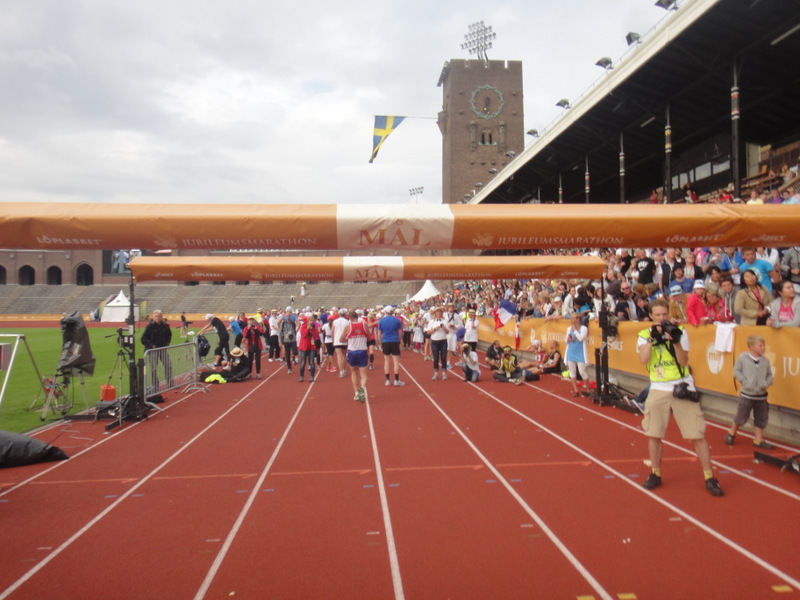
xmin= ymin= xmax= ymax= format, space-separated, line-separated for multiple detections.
xmin=142 ymin=342 xmax=207 ymax=402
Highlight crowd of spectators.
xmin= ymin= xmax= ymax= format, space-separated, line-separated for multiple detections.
xmin=416 ymin=244 xmax=799 ymax=332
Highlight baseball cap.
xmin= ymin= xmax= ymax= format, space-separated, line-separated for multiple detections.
xmin=669 ymin=284 xmax=682 ymax=296
xmin=693 ymin=280 xmax=705 ymax=290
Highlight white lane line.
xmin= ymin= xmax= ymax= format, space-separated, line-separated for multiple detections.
xmin=363 ymin=390 xmax=406 ymax=600
xmin=0 ymin=387 xmax=208 ymax=499
xmin=477 ymin=383 xmax=800 ymax=591
xmin=193 ymin=380 xmax=310 ymax=600
xmin=525 ymin=383 xmax=800 ymax=502
xmin=0 ymin=380 xmax=272 ymax=600
xmin=401 ymin=367 xmax=615 ymax=600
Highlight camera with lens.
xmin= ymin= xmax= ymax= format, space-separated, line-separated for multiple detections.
xmin=116 ymin=327 xmax=134 ymax=349
xmin=648 ymin=322 xmax=682 ymax=345
xmin=672 ymin=381 xmax=700 ymax=402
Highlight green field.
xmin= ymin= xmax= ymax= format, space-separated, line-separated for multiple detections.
xmin=0 ymin=325 xmax=176 ymax=434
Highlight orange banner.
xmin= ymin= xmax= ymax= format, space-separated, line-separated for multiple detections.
xmin=128 ymin=255 xmax=607 ymax=283
xmin=480 ymin=317 xmax=800 ymax=412
xmin=2 ymin=202 xmax=798 ymax=251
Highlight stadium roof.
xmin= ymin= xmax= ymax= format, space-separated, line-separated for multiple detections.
xmin=472 ymin=0 xmax=800 ymax=205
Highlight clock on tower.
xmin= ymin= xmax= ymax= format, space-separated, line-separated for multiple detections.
xmin=470 ymin=85 xmax=505 ymax=120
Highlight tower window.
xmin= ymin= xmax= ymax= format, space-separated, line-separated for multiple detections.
xmin=479 ymin=129 xmax=495 ymax=145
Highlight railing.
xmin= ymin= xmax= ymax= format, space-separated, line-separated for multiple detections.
xmin=142 ymin=341 xmax=207 ymax=403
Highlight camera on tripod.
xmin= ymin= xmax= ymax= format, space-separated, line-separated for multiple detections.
xmin=598 ymin=308 xmax=618 ymax=339
xmin=116 ymin=327 xmax=134 ymax=349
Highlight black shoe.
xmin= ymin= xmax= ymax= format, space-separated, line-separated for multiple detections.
xmin=642 ymin=473 xmax=662 ymax=490
xmin=753 ymin=440 xmax=775 ymax=450
xmin=705 ymin=477 xmax=724 ymax=497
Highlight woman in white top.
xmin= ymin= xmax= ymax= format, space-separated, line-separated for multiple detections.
xmin=425 ymin=307 xmax=450 ymax=380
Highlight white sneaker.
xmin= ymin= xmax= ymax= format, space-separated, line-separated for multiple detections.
xmin=385 ymin=380 xmax=391 ymax=386
xmin=339 ymin=370 xmax=347 ymax=378
xmin=268 ymin=358 xmax=273 ymax=362
xmin=442 ymin=372 xmax=448 ymax=381
xmin=432 ymin=373 xmax=438 ymax=380
xmin=394 ymin=380 xmax=405 ymax=386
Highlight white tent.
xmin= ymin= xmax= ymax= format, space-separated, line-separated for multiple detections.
xmin=409 ymin=280 xmax=442 ymax=303
xmin=100 ymin=290 xmax=139 ymax=322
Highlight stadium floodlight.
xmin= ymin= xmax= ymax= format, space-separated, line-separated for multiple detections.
xmin=461 ymin=21 xmax=497 ymax=65
xmin=527 ymin=129 xmax=539 ymax=138
xmin=655 ymin=0 xmax=677 ymax=10
xmin=556 ymin=99 xmax=570 ymax=109
xmin=409 ymin=187 xmax=424 ymax=203
xmin=595 ymin=57 xmax=613 ymax=70
xmin=626 ymin=32 xmax=641 ymax=46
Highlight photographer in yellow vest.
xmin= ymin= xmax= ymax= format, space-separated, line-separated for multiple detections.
xmin=637 ymin=298 xmax=724 ymax=497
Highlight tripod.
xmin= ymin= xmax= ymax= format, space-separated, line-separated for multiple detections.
xmin=67 ymin=277 xmax=152 ymax=431
xmin=35 ymin=368 xmax=90 ymax=421
xmin=590 ymin=284 xmax=639 ymax=414
xmin=105 ymin=334 xmax=130 ymax=397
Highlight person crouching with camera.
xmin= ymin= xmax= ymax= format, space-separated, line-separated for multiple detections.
xmin=637 ymin=298 xmax=723 ymax=497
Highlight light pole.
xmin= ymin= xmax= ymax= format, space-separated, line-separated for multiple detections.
xmin=409 ymin=186 xmax=424 ymax=203
xmin=461 ymin=21 xmax=497 ymax=65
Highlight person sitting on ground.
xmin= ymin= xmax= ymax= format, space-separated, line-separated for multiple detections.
xmin=492 ymin=346 xmax=530 ymax=385
xmin=523 ymin=339 xmax=547 ymax=364
xmin=485 ymin=339 xmax=503 ymax=370
xmin=541 ymin=340 xmax=563 ymax=374
xmin=225 ymin=346 xmax=250 ymax=378
xmin=514 ymin=357 xmax=543 ymax=385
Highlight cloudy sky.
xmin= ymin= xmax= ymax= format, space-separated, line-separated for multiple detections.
xmin=0 ymin=0 xmax=673 ymax=206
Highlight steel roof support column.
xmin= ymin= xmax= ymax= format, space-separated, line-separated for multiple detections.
xmin=664 ymin=102 xmax=673 ymax=203
xmin=584 ymin=155 xmax=590 ymax=204
xmin=731 ymin=61 xmax=741 ymax=199
xmin=619 ymin=132 xmax=626 ymax=203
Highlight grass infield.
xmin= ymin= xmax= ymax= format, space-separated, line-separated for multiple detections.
xmin=0 ymin=324 xmax=184 ymax=434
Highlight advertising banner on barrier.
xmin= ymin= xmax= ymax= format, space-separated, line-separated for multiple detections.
xmin=479 ymin=317 xmax=800 ymax=412
xmin=2 ymin=203 xmax=799 ymax=251
xmin=127 ymin=255 xmax=607 ymax=283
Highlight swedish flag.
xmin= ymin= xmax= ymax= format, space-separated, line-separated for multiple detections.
xmin=369 ymin=115 xmax=405 ymax=163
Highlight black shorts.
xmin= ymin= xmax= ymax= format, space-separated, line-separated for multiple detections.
xmin=325 ymin=342 xmax=335 ymax=355
xmin=381 ymin=341 xmax=401 ymax=356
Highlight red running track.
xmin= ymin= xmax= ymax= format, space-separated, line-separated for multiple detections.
xmin=1 ymin=351 xmax=798 ymax=600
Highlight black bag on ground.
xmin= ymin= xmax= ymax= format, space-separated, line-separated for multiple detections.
xmin=0 ymin=430 xmax=69 ymax=468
